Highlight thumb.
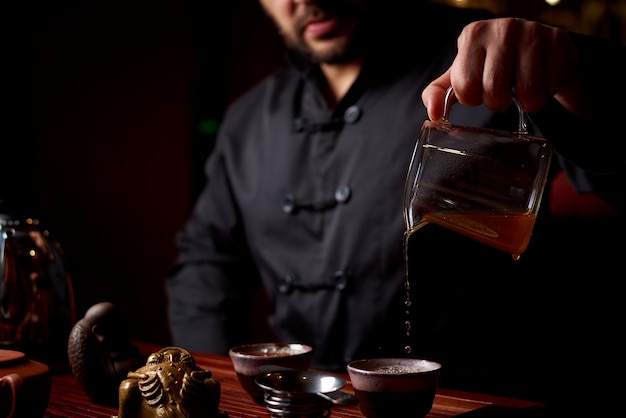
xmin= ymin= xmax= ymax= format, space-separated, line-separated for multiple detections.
xmin=422 ymin=70 xmax=451 ymax=121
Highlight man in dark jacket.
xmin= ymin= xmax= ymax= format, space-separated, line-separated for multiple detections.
xmin=166 ymin=1 xmax=625 ymax=415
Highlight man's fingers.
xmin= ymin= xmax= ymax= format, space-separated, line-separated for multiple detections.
xmin=422 ymin=70 xmax=451 ymax=121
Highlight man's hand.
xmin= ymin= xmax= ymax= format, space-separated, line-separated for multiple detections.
xmin=422 ymin=18 xmax=584 ymax=121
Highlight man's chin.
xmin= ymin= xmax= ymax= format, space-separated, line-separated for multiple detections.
xmin=305 ymin=38 xmax=354 ymax=63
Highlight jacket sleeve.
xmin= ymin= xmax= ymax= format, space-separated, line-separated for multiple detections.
xmin=529 ymin=33 xmax=626 ymax=211
xmin=165 ymin=133 xmax=261 ymax=355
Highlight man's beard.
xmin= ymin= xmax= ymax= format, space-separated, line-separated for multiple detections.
xmin=285 ymin=34 xmax=363 ymax=65
xmin=284 ymin=1 xmax=368 ymax=64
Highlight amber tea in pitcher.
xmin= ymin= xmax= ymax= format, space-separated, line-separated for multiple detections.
xmin=404 ymin=87 xmax=552 ymax=259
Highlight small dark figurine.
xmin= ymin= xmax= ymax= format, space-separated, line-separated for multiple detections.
xmin=117 ymin=346 xmax=227 ymax=418
xmin=67 ymin=302 xmax=146 ymax=405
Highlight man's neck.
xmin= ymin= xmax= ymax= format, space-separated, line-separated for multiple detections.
xmin=319 ymin=59 xmax=363 ymax=108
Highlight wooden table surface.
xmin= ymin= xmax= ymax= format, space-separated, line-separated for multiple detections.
xmin=45 ymin=342 xmax=547 ymax=418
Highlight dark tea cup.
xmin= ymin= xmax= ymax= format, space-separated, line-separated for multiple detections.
xmin=347 ymin=358 xmax=442 ymax=418
xmin=228 ymin=342 xmax=313 ymax=404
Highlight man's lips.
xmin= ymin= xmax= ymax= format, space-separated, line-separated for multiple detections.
xmin=303 ymin=17 xmax=340 ymax=38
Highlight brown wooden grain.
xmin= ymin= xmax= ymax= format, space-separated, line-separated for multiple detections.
xmin=45 ymin=342 xmax=545 ymax=418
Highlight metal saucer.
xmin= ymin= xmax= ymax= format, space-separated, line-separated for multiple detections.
xmin=255 ymin=368 xmax=347 ymax=418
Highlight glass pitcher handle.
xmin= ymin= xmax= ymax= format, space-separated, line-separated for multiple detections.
xmin=441 ymin=86 xmax=529 ymax=135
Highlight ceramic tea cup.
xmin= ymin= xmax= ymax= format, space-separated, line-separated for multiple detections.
xmin=347 ymin=358 xmax=442 ymax=418
xmin=228 ymin=342 xmax=313 ymax=404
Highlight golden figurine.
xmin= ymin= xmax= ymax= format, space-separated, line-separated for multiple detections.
xmin=116 ymin=346 xmax=227 ymax=418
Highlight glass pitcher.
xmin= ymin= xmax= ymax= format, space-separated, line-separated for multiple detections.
xmin=404 ymin=87 xmax=552 ymax=259
xmin=1 ymin=209 xmax=76 ymax=366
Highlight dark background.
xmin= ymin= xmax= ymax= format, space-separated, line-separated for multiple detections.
xmin=3 ymin=0 xmax=624 ymax=347
xmin=5 ymin=0 xmax=285 ymax=346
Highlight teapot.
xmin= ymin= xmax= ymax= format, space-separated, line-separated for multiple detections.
xmin=0 ymin=349 xmax=51 ymax=418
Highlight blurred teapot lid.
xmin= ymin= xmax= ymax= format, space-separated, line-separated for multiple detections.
xmin=0 ymin=349 xmax=26 ymax=367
